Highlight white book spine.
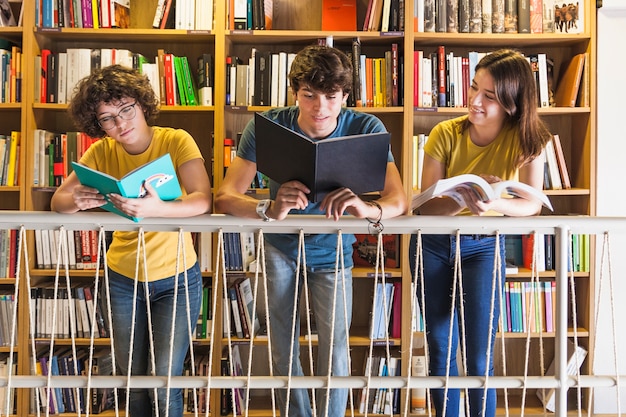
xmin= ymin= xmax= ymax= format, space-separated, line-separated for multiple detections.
xmin=537 ymin=53 xmax=550 ymax=107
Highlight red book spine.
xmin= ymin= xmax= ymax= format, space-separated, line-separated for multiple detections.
xmin=163 ymin=53 xmax=175 ymax=106
xmin=437 ymin=45 xmax=446 ymax=107
xmin=40 ymin=49 xmax=51 ymax=104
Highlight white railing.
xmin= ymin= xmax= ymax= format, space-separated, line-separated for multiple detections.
xmin=0 ymin=211 xmax=625 ymax=417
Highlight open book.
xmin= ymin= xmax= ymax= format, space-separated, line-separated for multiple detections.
xmin=71 ymin=153 xmax=182 ymax=222
xmin=255 ymin=113 xmax=390 ymax=202
xmin=411 ymin=174 xmax=553 ymax=212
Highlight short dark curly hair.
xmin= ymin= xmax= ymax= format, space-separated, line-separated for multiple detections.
xmin=288 ymin=45 xmax=353 ymax=96
xmin=67 ymin=64 xmax=160 ymax=138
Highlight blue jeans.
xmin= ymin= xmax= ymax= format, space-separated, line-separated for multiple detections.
xmin=410 ymin=234 xmax=505 ymax=417
xmin=107 ymin=262 xmax=202 ymax=417
xmin=264 ymin=241 xmax=353 ymax=417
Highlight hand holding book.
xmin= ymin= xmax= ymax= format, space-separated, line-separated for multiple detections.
xmin=411 ymin=174 xmax=553 ymax=212
xmin=71 ymin=153 xmax=182 ymax=222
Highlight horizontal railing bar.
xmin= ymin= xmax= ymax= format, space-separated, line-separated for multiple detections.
xmin=1 ymin=375 xmax=623 ymax=390
xmin=0 ymin=211 xmax=623 ymax=234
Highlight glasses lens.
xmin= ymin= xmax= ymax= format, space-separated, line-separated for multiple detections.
xmin=98 ymin=103 xmax=136 ymax=130
xmin=120 ymin=104 xmax=136 ymax=120
xmin=98 ymin=117 xmax=114 ymax=130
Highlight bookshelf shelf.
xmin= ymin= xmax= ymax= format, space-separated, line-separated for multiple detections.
xmin=413 ymin=32 xmax=591 ymax=47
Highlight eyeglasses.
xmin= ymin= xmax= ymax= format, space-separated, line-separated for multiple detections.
xmin=97 ymin=102 xmax=137 ymax=130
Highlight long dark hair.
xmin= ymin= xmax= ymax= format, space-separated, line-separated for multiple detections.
xmin=465 ymin=49 xmax=552 ymax=166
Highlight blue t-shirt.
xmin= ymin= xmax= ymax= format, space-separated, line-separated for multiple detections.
xmin=238 ymin=106 xmax=392 ymax=270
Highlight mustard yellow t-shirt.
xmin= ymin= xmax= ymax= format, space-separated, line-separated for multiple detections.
xmin=80 ymin=127 xmax=203 ymax=281
xmin=425 ymin=115 xmax=522 ymax=215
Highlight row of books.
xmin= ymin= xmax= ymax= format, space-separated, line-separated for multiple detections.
xmin=0 ymin=229 xmax=18 ymax=279
xmin=226 ymin=42 xmax=402 ymax=109
xmin=369 ymin=282 xmax=400 ymax=340
xmin=37 ymin=47 xmax=131 ymax=104
xmin=35 ymin=0 xmax=130 ymax=29
xmin=35 ymin=47 xmax=212 ymax=108
xmin=413 ymin=48 xmax=554 ymax=109
xmin=33 ymin=281 xmax=214 ymax=342
xmin=358 ymin=355 xmax=402 ymax=414
xmin=0 ymin=44 xmax=21 ymax=104
xmin=227 ymin=0 xmax=272 ymax=30
xmin=0 ymin=294 xmax=16 ymax=346
xmin=31 ymin=285 xmax=110 ymax=339
xmin=182 ymin=352 xmax=212 ymax=413
xmin=414 ymin=47 xmax=469 ymax=109
xmin=33 ymin=349 xmax=114 ymax=414
xmin=34 ymin=229 xmax=105 ymax=270
xmin=153 ymin=0 xmax=214 ymax=30
xmin=32 ymin=130 xmax=98 ymax=187
xmin=0 ymin=131 xmax=20 ymax=187
xmin=362 ymin=0 xmax=404 ymax=32
xmin=224 ymin=275 xmax=261 ymax=339
xmin=501 ymin=280 xmax=556 ymax=333
xmin=507 ymin=233 xmax=590 ymax=273
xmin=33 ymin=227 xmax=211 ymax=273
xmin=221 ymin=232 xmax=256 ymax=272
xmin=414 ymin=0 xmax=583 ymax=34
xmin=348 ymin=39 xmax=402 ymax=108
xmin=543 ymin=134 xmax=571 ymax=190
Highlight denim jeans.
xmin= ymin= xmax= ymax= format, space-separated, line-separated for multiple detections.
xmin=410 ymin=234 xmax=505 ymax=417
xmin=264 ymin=241 xmax=353 ymax=417
xmin=107 ymin=262 xmax=203 ymax=417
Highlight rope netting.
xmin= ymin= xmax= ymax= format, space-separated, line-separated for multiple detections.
xmin=0 ymin=217 xmax=623 ymax=417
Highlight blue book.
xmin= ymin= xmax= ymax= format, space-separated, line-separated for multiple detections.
xmin=50 ymin=356 xmax=65 ymax=413
xmin=71 ymin=153 xmax=182 ymax=222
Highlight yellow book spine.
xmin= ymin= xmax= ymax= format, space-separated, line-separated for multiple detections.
xmin=6 ymin=131 xmax=20 ymax=186
xmin=92 ymin=0 xmax=100 ymax=29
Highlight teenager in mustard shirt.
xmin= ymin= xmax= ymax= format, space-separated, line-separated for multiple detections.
xmin=51 ymin=65 xmax=212 ymax=417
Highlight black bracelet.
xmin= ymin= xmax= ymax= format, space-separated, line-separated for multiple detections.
xmin=366 ymin=201 xmax=384 ymax=234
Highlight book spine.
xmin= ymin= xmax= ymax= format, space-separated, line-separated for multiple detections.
xmin=437 ymin=45 xmax=446 ymax=107
xmin=492 ymin=0 xmax=504 ymax=32
xmin=518 ymin=0 xmax=531 ymax=33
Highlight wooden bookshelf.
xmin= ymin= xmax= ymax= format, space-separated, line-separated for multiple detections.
xmin=1 ymin=0 xmax=596 ymax=415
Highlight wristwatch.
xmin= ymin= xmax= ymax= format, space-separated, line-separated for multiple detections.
xmin=256 ymin=199 xmax=274 ymax=222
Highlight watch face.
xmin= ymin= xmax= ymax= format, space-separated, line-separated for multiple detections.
xmin=257 ymin=199 xmax=270 ymax=220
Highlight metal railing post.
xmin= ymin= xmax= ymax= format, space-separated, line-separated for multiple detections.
xmin=555 ymin=225 xmax=570 ymax=417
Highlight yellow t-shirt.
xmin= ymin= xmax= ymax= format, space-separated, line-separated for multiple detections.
xmin=80 ymin=126 xmax=203 ymax=281
xmin=425 ymin=115 xmax=523 ymax=215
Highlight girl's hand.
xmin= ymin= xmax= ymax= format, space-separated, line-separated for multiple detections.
xmin=107 ymin=181 xmax=165 ymax=219
xmin=73 ymin=185 xmax=106 ymax=211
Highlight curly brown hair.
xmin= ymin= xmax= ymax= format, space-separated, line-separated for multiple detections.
xmin=67 ymin=64 xmax=160 ymax=138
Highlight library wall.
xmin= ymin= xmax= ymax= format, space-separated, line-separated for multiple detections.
xmin=595 ymin=3 xmax=626 ymax=413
